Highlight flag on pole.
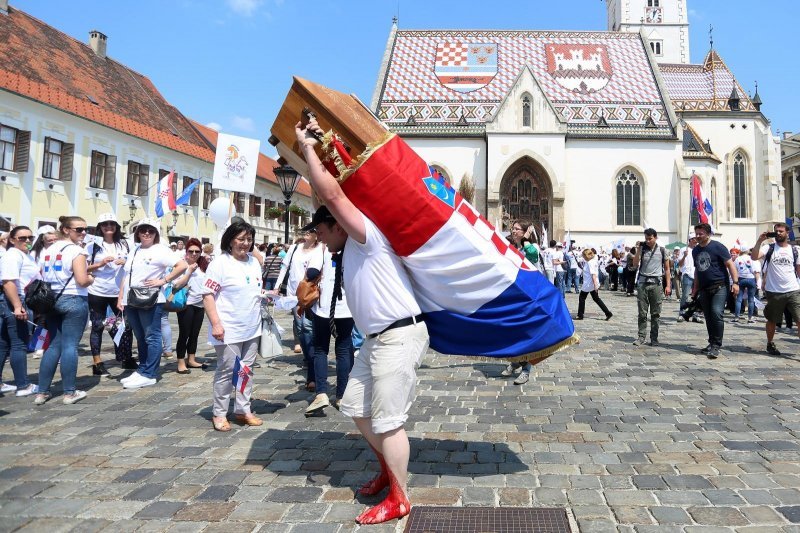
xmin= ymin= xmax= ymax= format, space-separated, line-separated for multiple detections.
xmin=155 ymin=171 xmax=176 ymax=218
xmin=175 ymin=179 xmax=200 ymax=207
xmin=27 ymin=325 xmax=51 ymax=352
xmin=564 ymin=230 xmax=571 ymax=250
xmin=231 ymin=356 xmax=252 ymax=394
xmin=541 ymin=224 xmax=548 ymax=248
xmin=690 ymin=174 xmax=713 ymax=224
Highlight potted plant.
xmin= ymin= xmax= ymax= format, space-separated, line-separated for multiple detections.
xmin=288 ymin=204 xmax=307 ymax=216
xmin=266 ymin=206 xmax=284 ymax=220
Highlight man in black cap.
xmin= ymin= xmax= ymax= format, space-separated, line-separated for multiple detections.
xmin=296 ymin=119 xmax=429 ymax=525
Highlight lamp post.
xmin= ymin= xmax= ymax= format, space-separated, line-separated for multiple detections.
xmin=273 ymin=164 xmax=302 ymax=244
xmin=124 ymin=199 xmax=138 ymax=231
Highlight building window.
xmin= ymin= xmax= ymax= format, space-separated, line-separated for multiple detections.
xmin=126 ymin=161 xmax=149 ymax=196
xmin=647 ymin=0 xmax=660 ymax=6
xmin=522 ymin=95 xmax=532 ymax=128
xmin=733 ymin=153 xmax=748 ymax=218
xmin=616 ymin=169 xmax=641 ymax=226
xmin=249 ymin=196 xmax=262 ymax=217
xmin=650 ymin=40 xmax=663 ymax=56
xmin=1 ymin=124 xmax=31 ymax=172
xmin=90 ymin=150 xmax=117 ymax=189
xmin=234 ymin=192 xmax=245 ymax=214
xmin=182 ymin=176 xmax=199 ymax=206
xmin=202 ymin=182 xmax=214 ymax=209
xmin=42 ymin=137 xmax=74 ymax=180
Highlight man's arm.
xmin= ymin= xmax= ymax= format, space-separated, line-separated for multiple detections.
xmin=751 ymin=232 xmax=767 ymax=261
xmin=632 ymin=246 xmax=641 ymax=268
xmin=664 ymin=256 xmax=672 ymax=295
xmin=725 ymin=259 xmax=739 ymax=296
xmin=296 ymin=120 xmax=366 ymax=244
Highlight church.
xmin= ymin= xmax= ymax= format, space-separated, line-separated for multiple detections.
xmin=371 ymin=0 xmax=784 ymax=247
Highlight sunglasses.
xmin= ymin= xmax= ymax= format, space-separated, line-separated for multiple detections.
xmin=70 ymin=227 xmax=87 ymax=233
xmin=138 ymin=227 xmax=156 ymax=235
xmin=99 ymin=221 xmax=117 ymax=227
xmin=15 ymin=236 xmax=35 ymax=242
xmin=187 ymin=250 xmax=201 ymax=254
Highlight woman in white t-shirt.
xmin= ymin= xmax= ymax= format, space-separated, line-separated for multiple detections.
xmin=202 ymin=221 xmax=264 ymax=432
xmin=34 ymin=216 xmax=95 ymax=406
xmin=733 ymin=249 xmax=760 ymax=323
xmin=576 ymin=248 xmax=613 ymax=321
xmin=174 ymin=238 xmax=209 ymax=374
xmin=116 ymin=218 xmax=187 ymax=391
xmin=0 ymin=225 xmax=40 ymax=397
xmin=86 ymin=213 xmax=133 ymax=376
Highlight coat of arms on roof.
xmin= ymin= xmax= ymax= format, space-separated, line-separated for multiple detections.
xmin=434 ymin=42 xmax=498 ymax=93
xmin=545 ymin=43 xmax=613 ymax=95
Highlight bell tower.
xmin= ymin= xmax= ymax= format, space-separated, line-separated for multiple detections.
xmin=606 ymin=0 xmax=690 ymax=64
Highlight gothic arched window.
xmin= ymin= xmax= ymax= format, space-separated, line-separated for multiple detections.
xmin=522 ymin=95 xmax=531 ymax=128
xmin=733 ymin=153 xmax=748 ymax=218
xmin=616 ymin=169 xmax=642 ymax=226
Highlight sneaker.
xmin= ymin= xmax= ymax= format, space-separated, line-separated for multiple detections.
xmin=162 ymin=352 xmax=174 ymax=359
xmin=513 ymin=372 xmax=530 ymax=385
xmin=122 ymin=373 xmax=157 ymax=389
xmin=500 ymin=363 xmax=515 ymax=377
xmin=691 ymin=316 xmax=703 ymax=323
xmin=305 ymin=393 xmax=330 ymax=415
xmin=632 ymin=337 xmax=646 ymax=346
xmin=63 ymin=390 xmax=87 ymax=405
xmin=15 ymin=384 xmax=39 ymax=397
xmin=747 ymin=318 xmax=756 ymax=324
xmin=33 ymin=349 xmax=43 ymax=359
xmin=677 ymin=316 xmax=685 ymax=323
xmin=0 ymin=383 xmax=17 ymax=394
xmin=766 ymin=342 xmax=781 ymax=356
xmin=649 ymin=339 xmax=659 ymax=347
xmin=730 ymin=318 xmax=739 ymax=323
xmin=33 ymin=392 xmax=51 ymax=405
xmin=707 ymin=345 xmax=720 ymax=359
xmin=92 ymin=362 xmax=110 ymax=377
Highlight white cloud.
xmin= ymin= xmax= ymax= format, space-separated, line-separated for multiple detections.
xmin=231 ymin=115 xmax=256 ymax=132
xmin=226 ymin=0 xmax=262 ymax=16
xmin=205 ymin=122 xmax=222 ymax=131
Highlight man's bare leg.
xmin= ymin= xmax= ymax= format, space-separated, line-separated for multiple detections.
xmin=353 ymin=417 xmax=411 ymax=524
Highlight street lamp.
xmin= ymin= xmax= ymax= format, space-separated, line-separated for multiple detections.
xmin=273 ymin=163 xmax=302 ymax=244
xmin=124 ymin=199 xmax=138 ymax=231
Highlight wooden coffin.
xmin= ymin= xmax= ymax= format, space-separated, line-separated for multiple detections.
xmin=269 ymin=76 xmax=387 ymax=177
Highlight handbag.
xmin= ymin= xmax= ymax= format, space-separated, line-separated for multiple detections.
xmin=260 ymin=307 xmax=283 ymax=358
xmin=126 ymin=246 xmax=159 ymax=309
xmin=24 ymin=245 xmax=76 ymax=314
xmin=163 ymin=283 xmax=188 ymax=312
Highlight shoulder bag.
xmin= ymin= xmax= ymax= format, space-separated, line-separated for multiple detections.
xmin=24 ymin=244 xmax=76 ymax=314
xmin=162 ymin=267 xmax=188 ymax=312
xmin=278 ymin=244 xmax=299 ymax=296
xmin=126 ymin=247 xmax=159 ymax=309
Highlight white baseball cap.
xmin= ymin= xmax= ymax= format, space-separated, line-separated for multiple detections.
xmin=97 ymin=212 xmax=119 ymax=225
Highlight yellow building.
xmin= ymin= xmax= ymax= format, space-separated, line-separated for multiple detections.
xmin=0 ymin=2 xmax=311 ymax=242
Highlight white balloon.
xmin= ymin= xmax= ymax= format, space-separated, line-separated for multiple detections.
xmin=208 ymin=197 xmax=231 ymax=228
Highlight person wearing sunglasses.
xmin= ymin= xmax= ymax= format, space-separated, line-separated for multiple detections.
xmin=0 ymin=225 xmax=40 ymax=397
xmin=85 ymin=213 xmax=134 ymax=376
xmin=117 ymin=218 xmax=187 ymax=390
xmin=174 ymin=238 xmax=209 ymax=374
xmin=34 ymin=216 xmax=95 ymax=405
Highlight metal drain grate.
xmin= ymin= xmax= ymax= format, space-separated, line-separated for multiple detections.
xmin=404 ymin=506 xmax=572 ymax=533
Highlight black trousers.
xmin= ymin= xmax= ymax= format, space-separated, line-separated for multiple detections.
xmin=176 ymin=305 xmax=205 ymax=358
xmin=88 ymin=293 xmax=132 ymax=361
xmin=577 ymin=290 xmax=612 ymax=318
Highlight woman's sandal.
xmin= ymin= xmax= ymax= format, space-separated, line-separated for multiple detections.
xmin=212 ymin=416 xmax=231 ymax=432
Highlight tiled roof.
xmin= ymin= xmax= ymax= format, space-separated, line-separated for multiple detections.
xmin=681 ymin=120 xmax=721 ymax=163
xmin=0 ymin=5 xmax=215 ymax=162
xmin=659 ymin=50 xmax=756 ymax=113
xmin=377 ymin=29 xmax=673 ymax=137
xmin=190 ymin=121 xmax=312 ymax=198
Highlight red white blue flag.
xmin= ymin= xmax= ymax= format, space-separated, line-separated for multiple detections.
xmin=690 ymin=174 xmax=713 ymax=224
xmin=231 ymin=356 xmax=251 ymax=394
xmin=155 ymin=171 xmax=176 ymax=218
xmin=27 ymin=325 xmax=51 ymax=352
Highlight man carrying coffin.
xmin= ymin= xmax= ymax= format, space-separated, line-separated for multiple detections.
xmin=295 ymin=118 xmax=428 ymax=525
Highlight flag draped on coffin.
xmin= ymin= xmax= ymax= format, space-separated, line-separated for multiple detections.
xmin=332 ymin=134 xmax=577 ymax=363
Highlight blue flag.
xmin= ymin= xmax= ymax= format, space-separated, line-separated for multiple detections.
xmin=175 ymin=179 xmax=199 ymax=207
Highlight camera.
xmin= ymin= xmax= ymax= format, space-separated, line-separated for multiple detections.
xmin=679 ymin=297 xmax=702 ymax=322
xmin=766 ymin=232 xmax=777 ymax=238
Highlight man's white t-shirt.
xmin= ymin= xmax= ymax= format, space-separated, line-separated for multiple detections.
xmin=542 ymin=247 xmax=555 ymax=271
xmin=275 ymin=243 xmax=325 ymax=297
xmin=568 ymin=251 xmax=579 ymax=270
xmin=0 ymin=247 xmax=40 ymax=296
xmin=43 ymin=241 xmax=88 ymax=297
xmin=343 ymin=215 xmax=421 ymax=336
xmin=122 ymin=244 xmax=176 ymax=305
xmin=202 ymin=253 xmax=262 ymax=345
xmin=679 ymin=247 xmax=696 ymax=278
xmin=734 ymin=256 xmax=758 ymax=280
xmin=760 ymin=244 xmax=800 ymax=293
xmin=312 ymin=248 xmax=352 ymax=319
xmin=581 ymin=257 xmax=599 ymax=293
xmin=87 ymin=241 xmax=129 ymax=297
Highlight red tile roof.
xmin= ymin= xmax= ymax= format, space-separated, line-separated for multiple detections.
xmin=0 ymin=5 xmax=215 ymax=162
xmin=190 ymin=120 xmax=312 ymax=198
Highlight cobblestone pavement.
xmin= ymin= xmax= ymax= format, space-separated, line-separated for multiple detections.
xmin=1 ymin=290 xmax=799 ymax=532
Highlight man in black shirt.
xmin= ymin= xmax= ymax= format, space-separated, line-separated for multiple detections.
xmin=691 ymin=223 xmax=739 ymax=358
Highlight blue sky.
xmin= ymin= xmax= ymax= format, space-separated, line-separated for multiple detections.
xmin=14 ymin=0 xmax=800 ymax=156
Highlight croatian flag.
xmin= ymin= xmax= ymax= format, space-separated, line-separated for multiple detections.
xmin=27 ymin=325 xmax=50 ymax=352
xmin=231 ymin=356 xmax=251 ymax=394
xmin=339 ymin=135 xmax=576 ymax=364
xmin=690 ymin=174 xmax=713 ymax=224
xmin=155 ymin=171 xmax=176 ymax=218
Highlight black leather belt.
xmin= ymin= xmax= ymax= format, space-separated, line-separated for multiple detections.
xmin=367 ymin=314 xmax=424 ymax=339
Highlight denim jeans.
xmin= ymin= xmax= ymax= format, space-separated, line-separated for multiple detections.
xmin=555 ymin=271 xmax=566 ymax=298
xmin=697 ymin=284 xmax=727 ymax=347
xmin=292 ymin=307 xmax=314 ymax=384
xmin=0 ymin=295 xmax=32 ymax=388
xmin=735 ymin=278 xmax=757 ymax=319
xmin=680 ymin=274 xmax=694 ymax=315
xmin=38 ymin=295 xmax=89 ymax=395
xmin=126 ymin=304 xmax=165 ymax=379
xmin=310 ymin=311 xmax=355 ymax=398
xmin=161 ymin=313 xmax=173 ymax=354
xmin=566 ymin=268 xmax=579 ymax=293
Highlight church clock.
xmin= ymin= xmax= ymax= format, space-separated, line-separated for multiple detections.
xmin=645 ymin=6 xmax=663 ymax=23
